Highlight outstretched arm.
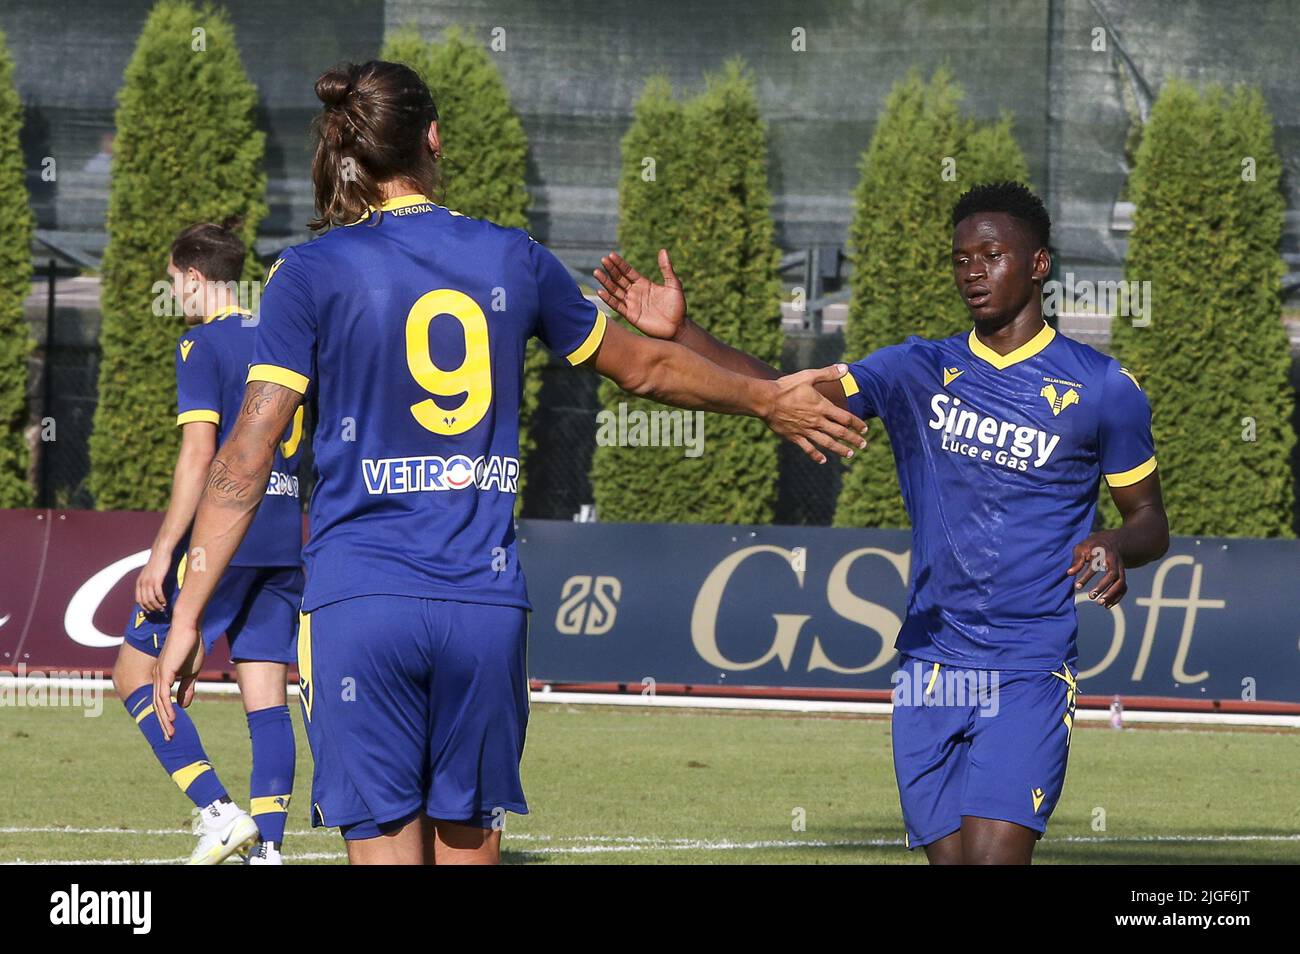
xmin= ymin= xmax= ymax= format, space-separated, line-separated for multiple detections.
xmin=594 ymin=249 xmax=849 ymax=408
xmin=153 ymin=380 xmax=302 ymax=736
xmin=585 ymin=318 xmax=866 ymax=464
xmin=1067 ymin=472 xmax=1169 ymax=608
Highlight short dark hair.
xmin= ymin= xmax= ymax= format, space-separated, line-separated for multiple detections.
xmin=170 ymin=217 xmax=245 ymax=283
xmin=952 ymin=181 xmax=1051 ymax=250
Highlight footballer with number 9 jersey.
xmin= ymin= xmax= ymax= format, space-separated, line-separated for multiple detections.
xmin=591 ymin=181 xmax=1171 ymax=865
xmin=153 ymin=60 xmax=869 ymax=865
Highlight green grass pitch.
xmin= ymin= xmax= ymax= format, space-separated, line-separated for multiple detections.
xmin=2 ymin=697 xmax=1296 ymax=864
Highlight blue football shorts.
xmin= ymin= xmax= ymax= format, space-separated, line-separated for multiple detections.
xmin=297 ymin=596 xmax=530 ymax=839
xmin=123 ymin=562 xmax=301 ymax=665
xmin=890 ymin=654 xmax=1079 ymax=848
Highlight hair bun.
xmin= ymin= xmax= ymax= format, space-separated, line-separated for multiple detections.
xmin=315 ymin=66 xmax=355 ymax=108
xmin=219 ymin=214 xmax=244 ymax=234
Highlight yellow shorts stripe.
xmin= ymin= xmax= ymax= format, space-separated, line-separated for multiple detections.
xmin=1105 ymin=455 xmax=1157 ymax=487
xmin=1049 ymin=666 xmax=1078 ymax=692
xmin=925 ymin=662 xmax=940 ymax=695
xmin=1053 ymin=664 xmax=1078 ymax=744
xmin=247 ymin=363 xmax=310 ymax=394
xmin=565 ymin=310 xmax=608 ymax=366
xmin=170 ymin=760 xmax=213 ymax=793
xmin=250 ymin=795 xmax=291 ymax=816
xmin=176 ymin=409 xmax=220 ymax=427
xmin=298 ymin=611 xmax=313 ymax=722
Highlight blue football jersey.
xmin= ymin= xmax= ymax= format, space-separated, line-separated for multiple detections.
xmin=840 ymin=323 xmax=1157 ymax=669
xmin=248 ymin=195 xmax=606 ymax=613
xmin=175 ymin=305 xmax=305 ymax=567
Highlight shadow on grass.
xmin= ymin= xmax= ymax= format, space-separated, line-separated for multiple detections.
xmin=497 ymin=823 xmax=1300 ymax=865
xmin=1035 ymin=838 xmax=1299 ymax=865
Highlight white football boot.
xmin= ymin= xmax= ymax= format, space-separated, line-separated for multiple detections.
xmin=186 ymin=799 xmax=260 ymax=865
xmin=243 ymin=841 xmax=284 ymax=865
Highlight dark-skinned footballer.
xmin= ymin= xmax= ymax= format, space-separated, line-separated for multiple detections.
xmin=592 ymin=181 xmax=1170 ymax=865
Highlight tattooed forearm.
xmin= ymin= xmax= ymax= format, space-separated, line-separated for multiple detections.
xmin=240 ymin=380 xmax=304 ymax=451
xmin=172 ymin=379 xmax=302 ymax=628
xmin=202 ymin=382 xmax=302 ymax=509
xmin=242 ymin=391 xmax=276 ymax=419
xmin=204 ymin=457 xmax=256 ymax=505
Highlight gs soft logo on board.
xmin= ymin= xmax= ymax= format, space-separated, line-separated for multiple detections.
xmin=556 ymin=575 xmax=621 ymax=635
xmin=691 ymin=545 xmax=908 ymax=674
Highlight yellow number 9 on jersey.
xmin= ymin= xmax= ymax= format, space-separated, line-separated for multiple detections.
xmin=404 ymin=288 xmax=492 ymax=436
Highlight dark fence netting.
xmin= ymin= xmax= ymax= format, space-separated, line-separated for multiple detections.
xmin=524 ymin=357 xmax=601 ymax=521
xmin=7 ymin=0 xmax=1297 ymax=292
xmin=9 ymin=0 xmax=1300 ymax=521
xmin=27 ymin=271 xmax=100 ymax=508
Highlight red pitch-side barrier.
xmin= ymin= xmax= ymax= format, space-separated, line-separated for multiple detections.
xmin=3 ymin=508 xmax=1298 ymax=716
xmin=0 ymin=509 xmax=292 ymax=681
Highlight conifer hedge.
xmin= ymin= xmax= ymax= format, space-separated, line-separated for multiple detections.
xmin=0 ymin=28 xmax=34 ymax=507
xmin=1109 ymin=79 xmax=1293 ymax=536
xmin=834 ymin=70 xmax=1028 ymax=528
xmin=89 ymin=1 xmax=265 ymax=509
xmin=590 ymin=62 xmax=783 ymax=524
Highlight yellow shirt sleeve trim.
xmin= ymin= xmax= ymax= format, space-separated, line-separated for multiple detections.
xmin=176 ymin=409 xmax=220 ymax=427
xmin=247 ymin=363 xmax=310 ymax=394
xmin=565 ymin=310 xmax=608 ymax=366
xmin=1105 ymin=455 xmax=1157 ymax=488
xmin=840 ymin=371 xmax=860 ymax=398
